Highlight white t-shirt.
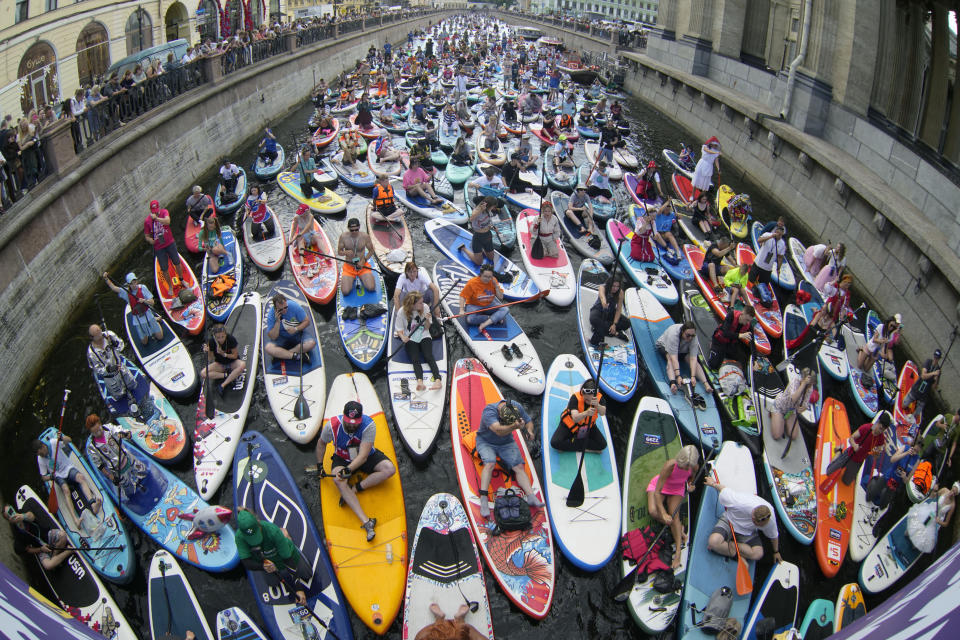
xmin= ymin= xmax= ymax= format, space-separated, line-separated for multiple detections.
xmin=220 ymin=164 xmax=239 ymax=180
xmin=718 ymin=487 xmax=779 ymax=539
xmin=396 ymin=268 xmax=431 ymax=301
xmin=755 ymin=234 xmax=786 ymax=271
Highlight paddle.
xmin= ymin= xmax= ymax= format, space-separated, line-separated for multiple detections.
xmin=297 ymin=247 xmax=389 ymax=278
xmin=293 ymin=327 xmax=310 ymax=421
xmin=386 ymin=278 xmax=461 ymax=363
xmin=781 ymin=374 xmax=813 ymax=460
xmin=820 ymin=447 xmax=853 ymax=493
xmin=711 ymin=467 xmax=754 ymax=596
xmin=157 ymin=555 xmax=175 ymax=639
xmin=45 ymin=389 xmax=71 ymax=513
xmin=611 ymin=449 xmax=716 ymax=602
xmin=443 ymin=289 xmax=550 ymax=322
xmin=566 ymin=347 xmax=603 ymax=509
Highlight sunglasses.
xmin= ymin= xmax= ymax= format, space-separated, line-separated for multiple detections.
xmin=582 ymin=388 xmax=597 ymax=395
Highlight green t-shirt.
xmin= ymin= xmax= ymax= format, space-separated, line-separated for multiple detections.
xmin=920 ymin=414 xmax=960 ymax=452
xmin=236 ymin=520 xmax=300 ymax=569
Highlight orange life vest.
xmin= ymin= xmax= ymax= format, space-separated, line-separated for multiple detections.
xmin=373 ymin=183 xmax=395 ymax=210
xmin=559 ymin=391 xmax=602 ymax=435
xmin=912 ymin=460 xmax=933 ymax=494
xmin=559 ymin=114 xmax=573 ymax=129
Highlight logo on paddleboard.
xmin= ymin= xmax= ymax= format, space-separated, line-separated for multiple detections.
xmin=643 ymin=434 xmax=662 ymax=445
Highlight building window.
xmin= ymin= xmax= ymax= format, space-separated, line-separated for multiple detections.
xmin=46 ymin=0 xmax=57 ymax=11
xmin=15 ymin=0 xmax=28 ymax=23
xmin=225 ymin=0 xmax=244 ymax=37
xmin=18 ymin=41 xmax=59 ymax=115
xmin=125 ymin=9 xmax=154 ymax=56
xmin=77 ymin=22 xmax=110 ymax=87
xmin=197 ymin=0 xmax=219 ymax=43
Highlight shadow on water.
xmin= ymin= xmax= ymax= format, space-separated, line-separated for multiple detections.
xmin=1 ymin=85 xmax=944 ymax=639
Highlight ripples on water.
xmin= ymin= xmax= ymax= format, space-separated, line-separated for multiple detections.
xmin=2 ymin=87 xmax=929 ymax=639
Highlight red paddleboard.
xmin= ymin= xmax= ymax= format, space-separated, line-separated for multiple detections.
xmin=154 ymin=255 xmax=204 ymax=335
xmin=185 ymin=210 xmax=216 ymax=253
xmin=736 ymin=243 xmax=783 ymax=338
xmin=814 ymin=398 xmax=854 ymax=578
xmin=672 ymin=174 xmax=694 ymax=205
xmin=685 ymin=244 xmax=771 ymax=354
xmin=893 ymin=360 xmax=919 ymax=424
xmin=288 ymin=218 xmax=338 ymax=304
xmin=530 ymin=125 xmax=557 ymax=146
xmin=449 ymin=359 xmax=555 ymax=619
xmin=312 ymin=117 xmax=341 ymax=148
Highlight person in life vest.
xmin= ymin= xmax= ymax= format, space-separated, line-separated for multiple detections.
xmin=314 ymin=401 xmax=396 ymax=542
xmin=371 ymin=174 xmax=401 ymax=222
xmin=634 ymin=161 xmax=663 ymax=203
xmin=708 ymin=305 xmax=756 ymax=369
xmin=647 ymin=444 xmax=700 ymax=567
xmin=551 ymin=378 xmax=608 ymax=453
xmin=103 ymin=271 xmax=162 ymax=345
xmin=241 ymin=184 xmax=276 ymax=242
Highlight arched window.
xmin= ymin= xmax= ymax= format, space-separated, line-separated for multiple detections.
xmin=165 ymin=2 xmax=190 ymax=42
xmin=197 ymin=0 xmax=219 ymax=44
xmin=18 ymin=41 xmax=59 ymax=114
xmin=225 ymin=0 xmax=243 ymax=36
xmin=76 ymin=22 xmax=110 ymax=87
xmin=125 ymin=9 xmax=154 ymax=55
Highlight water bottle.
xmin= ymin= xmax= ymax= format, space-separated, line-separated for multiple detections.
xmin=385 ymin=543 xmax=393 ymax=564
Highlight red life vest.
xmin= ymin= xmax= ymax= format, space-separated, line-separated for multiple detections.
xmin=636 ymin=175 xmax=657 ymax=201
xmin=248 ymin=198 xmax=268 ymax=224
xmin=127 ymin=284 xmax=149 ymax=316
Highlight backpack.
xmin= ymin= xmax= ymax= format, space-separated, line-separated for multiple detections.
xmin=178 ymin=288 xmax=197 ymax=305
xmin=492 ymin=488 xmax=531 ymax=533
xmin=753 ymin=283 xmax=773 ymax=307
xmin=692 ymin=586 xmax=737 ymax=635
xmin=717 ymin=361 xmax=747 ymax=397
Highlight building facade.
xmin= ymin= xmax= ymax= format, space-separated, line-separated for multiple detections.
xmin=537 ymin=0 xmax=659 ymax=24
xmin=0 ymin=0 xmax=286 ymax=119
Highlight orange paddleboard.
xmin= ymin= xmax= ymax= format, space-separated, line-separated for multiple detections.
xmin=814 ymin=398 xmax=854 ymax=577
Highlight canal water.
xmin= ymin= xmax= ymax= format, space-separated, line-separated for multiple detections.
xmin=1 ymin=83 xmax=938 ymax=639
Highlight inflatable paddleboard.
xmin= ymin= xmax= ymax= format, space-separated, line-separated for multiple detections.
xmin=515 ymin=209 xmax=575 ymax=306
xmin=741 ymin=561 xmax=800 ymax=640
xmin=619 ymin=396 xmax=688 ymax=633
xmin=288 ymin=217 xmax=338 ymax=305
xmin=194 ymin=291 xmax=260 ymax=499
xmin=550 ymin=191 xmax=614 ymax=264
xmin=216 ymin=608 xmax=269 ymax=640
xmin=735 ymin=243 xmax=783 ymax=338
xmin=866 ymin=309 xmax=900 ymax=405
xmin=834 ymin=583 xmax=866 ymax=631
xmin=540 ymin=354 xmax=620 ymax=570
xmin=392 ymin=178 xmax=469 ymax=223
xmin=841 ymin=319 xmax=879 ymax=417
xmin=335 ymin=258 xmax=389 ymax=370
xmin=233 ymin=432 xmax=352 ymax=640
xmin=124 ymin=304 xmax=197 ymax=397
xmin=155 ymin=255 xmax=205 ymax=335
xmin=148 ymin=549 xmax=215 ymax=640
xmin=606 ymin=219 xmax=678 ymax=306
xmin=859 ymin=497 xmax=934 ymax=594
xmin=849 ymin=413 xmax=897 ymax=562
xmin=750 ymin=221 xmax=795 ymax=290
xmin=319 ymin=373 xmax=407 ymax=633
xmin=401 ymin=493 xmax=495 ymax=640
xmin=366 ymin=205 xmax=413 ymax=278
xmin=201 ymin=226 xmax=243 ymax=323
xmin=253 ymin=143 xmax=285 ymax=180
xmin=449 ymin=358 xmax=555 ymax=619
xmin=214 ymin=167 xmax=248 ymax=215
xmin=242 ymin=206 xmax=286 ymax=273
xmin=799 ymin=598 xmax=834 ymax=639
xmin=814 ymin=398 xmax=854 ymax=578
xmin=783 ymin=303 xmax=823 ymax=425
xmin=278 ymin=172 xmax=347 ymax=214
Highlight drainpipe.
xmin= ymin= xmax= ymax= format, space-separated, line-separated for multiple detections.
xmin=780 ymin=0 xmax=812 ymax=120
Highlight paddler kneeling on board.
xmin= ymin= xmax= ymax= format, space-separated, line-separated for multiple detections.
xmin=703 ymin=477 xmax=782 ymax=563
xmin=371 ymin=174 xmax=402 ymax=223
xmin=551 ymin=378 xmax=608 ymax=453
xmin=235 ymin=509 xmax=310 ymax=605
xmin=475 ymin=400 xmax=544 ymax=520
xmin=314 ymin=401 xmax=396 ymax=542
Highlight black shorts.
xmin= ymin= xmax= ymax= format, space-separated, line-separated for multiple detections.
xmin=331 ymin=450 xmax=389 ymax=475
xmin=748 ymin=263 xmax=771 ymax=285
xmin=471 ymin=229 xmax=494 ymax=254
xmin=710 ymin=517 xmax=761 ymax=547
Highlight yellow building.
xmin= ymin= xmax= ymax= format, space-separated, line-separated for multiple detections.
xmin=0 ymin=0 xmax=287 ymax=119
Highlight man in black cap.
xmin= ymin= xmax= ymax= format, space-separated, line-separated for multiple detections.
xmin=314 ymin=401 xmax=396 ymax=541
xmin=905 ymin=348 xmax=943 ymax=421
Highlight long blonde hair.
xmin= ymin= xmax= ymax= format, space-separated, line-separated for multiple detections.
xmin=401 ymin=290 xmax=423 ymax=319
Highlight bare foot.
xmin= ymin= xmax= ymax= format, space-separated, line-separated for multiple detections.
xmin=671 ymin=551 xmax=682 ymax=569
xmin=429 ymin=603 xmax=444 ymax=622
xmin=416 ymin=380 xmax=426 ymax=391
xmin=454 ymin=603 xmax=469 ymax=622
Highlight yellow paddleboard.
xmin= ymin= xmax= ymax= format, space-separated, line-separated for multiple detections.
xmin=717 ymin=184 xmax=749 ymax=238
xmin=320 ymin=373 xmax=407 ymax=634
xmin=278 ymin=171 xmax=347 ymax=214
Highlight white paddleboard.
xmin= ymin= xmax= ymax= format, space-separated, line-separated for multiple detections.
xmin=148 ymin=549 xmax=214 ymax=640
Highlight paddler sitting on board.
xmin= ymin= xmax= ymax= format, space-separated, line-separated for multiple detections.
xmin=459 ymin=265 xmax=510 ymax=334
xmin=824 ymin=413 xmax=890 ymax=486
xmin=647 ymin=444 xmax=700 ymax=567
xmin=402 ymin=157 xmax=444 ymax=206
xmin=462 ymin=197 xmax=498 ymax=266
xmin=656 ymin=320 xmax=714 ymax=405
xmin=201 ymin=323 xmax=246 ymax=397
xmin=768 ymin=366 xmax=816 ymax=441
xmin=235 ymin=508 xmax=311 ymax=604
xmin=809 ymin=274 xmax=854 ymax=341
xmin=651 ymin=198 xmax=683 ymax=261
xmin=370 ymin=174 xmax=402 ymax=223
xmin=699 ymin=236 xmax=734 ymax=293
xmin=551 ymin=134 xmax=575 ymax=178
xmin=475 ymin=400 xmax=544 ymax=520
xmin=721 ymin=263 xmax=752 ymax=309
xmin=290 ymin=204 xmax=321 ymax=257
xmin=551 ymin=378 xmax=608 ymax=453
xmin=33 ymin=435 xmax=101 ymax=523
xmin=242 ymin=185 xmax=277 ymax=242
xmin=337 ymin=217 xmax=377 ymax=296
xmin=704 ymin=476 xmax=782 ymax=562
xmin=315 ymin=401 xmax=397 ymax=542
xmin=566 ymin=183 xmax=598 ymax=237
xmin=103 ymin=271 xmax=162 ymax=346
xmin=3 ymin=503 xmax=73 ymax=571
xmin=516 ymin=132 xmax=538 ymax=171
xmin=264 ymin=293 xmax=316 ymax=364
xmin=469 ymin=166 xmax=506 ymax=205
xmin=374 ymin=135 xmax=402 ymax=164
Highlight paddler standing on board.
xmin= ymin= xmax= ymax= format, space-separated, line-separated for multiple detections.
xmin=315 ymin=401 xmax=397 ymax=542
xmin=102 ymin=271 xmax=163 ymax=346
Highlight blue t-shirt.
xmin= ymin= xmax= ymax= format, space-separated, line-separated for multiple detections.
xmin=265 ymin=299 xmax=308 ymax=340
xmin=477 ymin=400 xmax=531 ymax=446
xmin=263 ymin=135 xmax=277 ymax=152
xmin=384 ymin=43 xmax=392 ymax=55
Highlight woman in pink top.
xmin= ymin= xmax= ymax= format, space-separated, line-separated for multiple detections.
xmin=402 ymin=158 xmax=443 ymax=205
xmin=646 ymin=444 xmax=700 ymax=567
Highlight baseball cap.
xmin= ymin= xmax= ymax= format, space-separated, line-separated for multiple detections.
xmin=296 ymin=204 xmax=310 ymax=215
xmin=558 ymin=134 xmax=567 ymax=142
xmin=647 ymin=160 xmax=656 ymax=169
xmin=343 ymin=401 xmax=363 ymax=425
xmin=236 ymin=510 xmax=262 ymax=545
xmin=125 ymin=272 xmax=137 ymax=284
xmin=149 ymin=200 xmax=160 ymax=212
xmin=935 ymin=349 xmax=943 ymax=358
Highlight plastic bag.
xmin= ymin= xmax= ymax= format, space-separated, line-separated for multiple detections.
xmin=906 ymin=500 xmax=938 ymax=553
xmin=718 ymin=361 xmax=747 ymax=397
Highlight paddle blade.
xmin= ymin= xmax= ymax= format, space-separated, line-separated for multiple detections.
xmin=819 ymin=467 xmax=842 ymax=493
xmin=46 ymin=489 xmax=58 ymax=515
xmin=735 ymin=556 xmax=753 ymax=596
xmin=293 ymin=393 xmax=311 ymax=421
xmin=565 ymin=452 xmax=587 ymax=508
xmin=611 ymin=566 xmax=639 ymax=602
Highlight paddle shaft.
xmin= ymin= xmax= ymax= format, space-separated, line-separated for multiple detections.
xmin=712 ymin=466 xmax=754 ymax=596
xmin=567 ymin=346 xmax=605 ymax=508
xmin=443 ymin=289 xmax=549 ymax=321
xmin=46 ymin=389 xmax=72 ymax=513
xmin=297 ymin=247 xmax=388 ymax=278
